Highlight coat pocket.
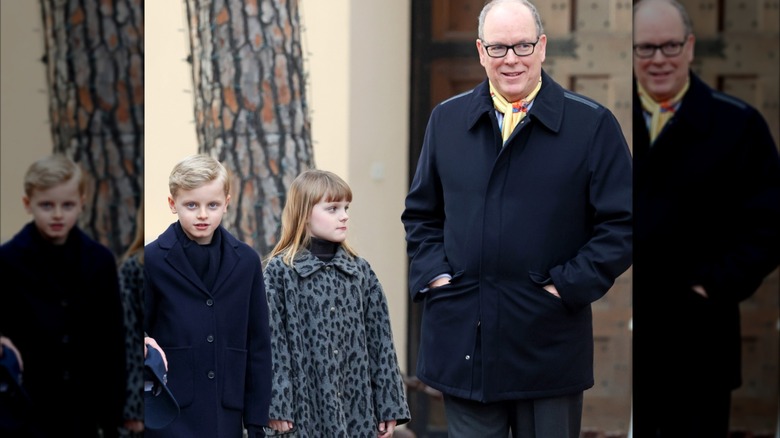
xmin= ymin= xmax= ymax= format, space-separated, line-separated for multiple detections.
xmin=221 ymin=347 xmax=248 ymax=410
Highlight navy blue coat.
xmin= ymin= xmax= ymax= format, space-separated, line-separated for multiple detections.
xmin=144 ymin=223 xmax=272 ymax=437
xmin=402 ymin=70 xmax=633 ymax=402
xmin=0 ymin=223 xmax=126 ymax=437
xmin=632 ymin=72 xmax=780 ymax=393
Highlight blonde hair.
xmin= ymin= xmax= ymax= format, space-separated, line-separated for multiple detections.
xmin=120 ymin=201 xmax=144 ymax=265
xmin=24 ymin=154 xmax=86 ymax=198
xmin=169 ymin=154 xmax=230 ymax=198
xmin=267 ymin=169 xmax=356 ymax=266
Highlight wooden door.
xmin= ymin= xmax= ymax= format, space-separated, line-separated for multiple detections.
xmin=407 ymin=1 xmax=634 ymax=436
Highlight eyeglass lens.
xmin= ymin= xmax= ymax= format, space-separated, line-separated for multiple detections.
xmin=485 ymin=41 xmax=536 ymax=58
xmin=634 ymin=41 xmax=685 ymax=58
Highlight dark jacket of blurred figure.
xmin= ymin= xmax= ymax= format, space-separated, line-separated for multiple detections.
xmin=632 ymin=71 xmax=780 ymax=432
xmin=0 ymin=223 xmax=127 ymax=437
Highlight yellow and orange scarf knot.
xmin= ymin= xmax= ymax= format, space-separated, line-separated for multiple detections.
xmin=637 ymin=79 xmax=689 ymax=143
xmin=490 ymin=77 xmax=542 ymax=143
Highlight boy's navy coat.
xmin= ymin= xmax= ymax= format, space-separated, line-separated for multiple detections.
xmin=0 ymin=223 xmax=126 ymax=436
xmin=144 ymin=223 xmax=272 ymax=437
xmin=402 ymin=70 xmax=633 ymax=402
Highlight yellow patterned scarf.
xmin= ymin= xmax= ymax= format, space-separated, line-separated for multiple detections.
xmin=637 ymin=79 xmax=689 ymax=143
xmin=490 ymin=78 xmax=542 ymax=143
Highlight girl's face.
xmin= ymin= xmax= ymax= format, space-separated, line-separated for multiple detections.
xmin=307 ymin=198 xmax=349 ymax=243
xmin=23 ymin=177 xmax=84 ymax=245
xmin=168 ymin=178 xmax=230 ymax=245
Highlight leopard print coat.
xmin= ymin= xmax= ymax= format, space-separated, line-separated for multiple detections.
xmin=117 ymin=252 xmax=144 ymax=436
xmin=264 ymin=247 xmax=410 ymax=437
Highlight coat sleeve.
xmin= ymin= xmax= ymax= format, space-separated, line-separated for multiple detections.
xmin=692 ymin=108 xmax=780 ymax=302
xmin=401 ymin=108 xmax=453 ymax=300
xmin=363 ymin=263 xmax=411 ymax=425
xmin=244 ymin=252 xmax=273 ymax=427
xmin=549 ymin=108 xmax=634 ymax=310
xmin=262 ymin=259 xmax=296 ymax=423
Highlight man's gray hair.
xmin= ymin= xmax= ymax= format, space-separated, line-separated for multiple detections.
xmin=478 ymin=0 xmax=544 ymax=40
xmin=634 ymin=0 xmax=694 ymax=36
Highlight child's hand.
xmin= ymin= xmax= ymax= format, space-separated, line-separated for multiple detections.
xmin=0 ymin=336 xmax=23 ymax=371
xmin=268 ymin=419 xmax=295 ymax=434
xmin=377 ymin=419 xmax=397 ymax=437
xmin=123 ymin=418 xmax=144 ymax=433
xmin=144 ymin=336 xmax=168 ymax=370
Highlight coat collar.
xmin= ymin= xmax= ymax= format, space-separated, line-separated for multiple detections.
xmin=465 ymin=69 xmax=566 ymax=134
xmin=157 ymin=222 xmax=243 ymax=295
xmin=633 ymin=70 xmax=715 ymax=142
xmin=291 ymin=246 xmax=360 ymax=278
xmin=669 ymin=72 xmax=717 ymax=137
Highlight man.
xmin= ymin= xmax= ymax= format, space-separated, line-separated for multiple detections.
xmin=401 ymin=0 xmax=633 ymax=436
xmin=632 ymin=0 xmax=780 ymax=436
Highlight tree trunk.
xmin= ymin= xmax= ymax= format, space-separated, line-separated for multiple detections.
xmin=184 ymin=0 xmax=314 ymax=257
xmin=39 ymin=0 xmax=144 ymax=257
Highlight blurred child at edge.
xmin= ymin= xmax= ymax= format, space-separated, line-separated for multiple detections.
xmin=0 ymin=154 xmax=126 ymax=437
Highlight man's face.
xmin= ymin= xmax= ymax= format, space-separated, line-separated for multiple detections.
xmin=477 ymin=2 xmax=546 ymax=103
xmin=633 ymin=0 xmax=695 ymax=102
xmin=23 ymin=177 xmax=84 ymax=245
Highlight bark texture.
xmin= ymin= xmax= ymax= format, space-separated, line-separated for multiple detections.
xmin=185 ymin=0 xmax=314 ymax=257
xmin=40 ymin=0 xmax=144 ymax=256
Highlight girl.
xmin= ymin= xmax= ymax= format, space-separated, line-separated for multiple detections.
xmin=263 ymin=169 xmax=410 ymax=437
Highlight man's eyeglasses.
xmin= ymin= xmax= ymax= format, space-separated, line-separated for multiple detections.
xmin=633 ymin=40 xmax=686 ymax=58
xmin=481 ymin=39 xmax=540 ymax=58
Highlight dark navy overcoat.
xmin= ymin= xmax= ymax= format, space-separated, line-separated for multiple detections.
xmin=632 ymin=72 xmax=780 ymax=395
xmin=144 ymin=223 xmax=272 ymax=437
xmin=0 ymin=223 xmax=126 ymax=436
xmin=402 ymin=70 xmax=633 ymax=402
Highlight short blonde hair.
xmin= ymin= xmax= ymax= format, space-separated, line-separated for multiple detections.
xmin=169 ymin=154 xmax=230 ymax=197
xmin=24 ymin=154 xmax=86 ymax=198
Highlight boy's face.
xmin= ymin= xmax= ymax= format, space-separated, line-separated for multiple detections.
xmin=168 ymin=178 xmax=230 ymax=245
xmin=23 ymin=177 xmax=84 ymax=245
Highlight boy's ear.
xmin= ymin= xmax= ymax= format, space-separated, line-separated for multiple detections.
xmin=168 ymin=196 xmax=177 ymax=214
xmin=22 ymin=195 xmax=32 ymax=213
xmin=224 ymin=194 xmax=231 ymax=210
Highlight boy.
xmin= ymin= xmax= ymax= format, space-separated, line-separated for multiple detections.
xmin=143 ymin=154 xmax=272 ymax=437
xmin=0 ymin=154 xmax=127 ymax=437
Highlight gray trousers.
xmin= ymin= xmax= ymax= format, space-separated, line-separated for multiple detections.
xmin=443 ymin=392 xmax=583 ymax=438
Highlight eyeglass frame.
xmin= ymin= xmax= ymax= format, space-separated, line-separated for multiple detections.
xmin=480 ymin=38 xmax=541 ymax=58
xmin=632 ymin=38 xmax=688 ymax=59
